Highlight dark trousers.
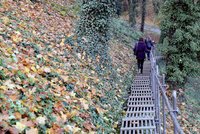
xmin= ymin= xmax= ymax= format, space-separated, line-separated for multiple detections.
xmin=137 ymin=59 xmax=144 ymax=74
xmin=146 ymin=51 xmax=150 ymax=60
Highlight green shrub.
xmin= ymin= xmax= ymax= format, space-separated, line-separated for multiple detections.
xmin=110 ymin=18 xmax=142 ymax=45
xmin=76 ymin=0 xmax=115 ymax=72
xmin=159 ymin=1 xmax=200 ymax=85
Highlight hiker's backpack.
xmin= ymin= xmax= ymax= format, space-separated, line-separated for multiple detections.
xmin=133 ymin=42 xmax=138 ymax=55
xmin=146 ymin=41 xmax=152 ymax=50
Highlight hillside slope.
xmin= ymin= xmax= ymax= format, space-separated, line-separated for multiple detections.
xmin=0 ymin=0 xmax=137 ymax=133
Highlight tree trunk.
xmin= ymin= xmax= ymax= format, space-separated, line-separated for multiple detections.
xmin=152 ymin=0 xmax=160 ymax=14
xmin=116 ymin=0 xmax=122 ymax=16
xmin=128 ymin=0 xmax=137 ymax=27
xmin=140 ymin=0 xmax=146 ymax=32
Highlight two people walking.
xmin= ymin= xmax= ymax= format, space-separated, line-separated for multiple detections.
xmin=133 ymin=36 xmax=154 ymax=74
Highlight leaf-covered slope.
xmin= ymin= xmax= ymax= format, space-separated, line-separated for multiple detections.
xmin=0 ymin=0 xmax=136 ymax=133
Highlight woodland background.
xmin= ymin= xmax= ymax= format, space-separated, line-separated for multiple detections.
xmin=0 ymin=0 xmax=200 ymax=133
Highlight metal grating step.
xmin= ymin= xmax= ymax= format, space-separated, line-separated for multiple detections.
xmin=127 ymin=103 xmax=154 ymax=107
xmin=132 ymin=84 xmax=150 ymax=88
xmin=137 ymin=72 xmax=151 ymax=75
xmin=120 ymin=118 xmax=156 ymax=134
xmin=130 ymin=93 xmax=152 ymax=96
xmin=131 ymin=84 xmax=150 ymax=89
xmin=127 ymin=101 xmax=154 ymax=106
xmin=126 ymin=111 xmax=155 ymax=118
xmin=133 ymin=79 xmax=150 ymax=82
xmin=120 ymin=61 xmax=156 ymax=134
xmin=127 ymin=106 xmax=155 ymax=112
xmin=131 ymin=86 xmax=151 ymax=89
xmin=128 ymin=96 xmax=153 ymax=102
xmin=131 ymin=89 xmax=151 ymax=92
xmin=134 ymin=76 xmax=150 ymax=80
xmin=129 ymin=96 xmax=153 ymax=98
xmin=133 ymin=81 xmax=150 ymax=85
xmin=126 ymin=109 xmax=155 ymax=114
xmin=120 ymin=128 xmax=156 ymax=134
xmin=131 ymin=90 xmax=152 ymax=94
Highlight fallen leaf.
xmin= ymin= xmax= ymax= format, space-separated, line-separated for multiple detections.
xmin=60 ymin=38 xmax=65 ymax=46
xmin=14 ymin=122 xmax=26 ymax=132
xmin=14 ymin=112 xmax=22 ymax=120
xmin=1 ymin=16 xmax=10 ymax=25
xmin=4 ymin=80 xmax=16 ymax=89
xmin=31 ymin=66 xmax=37 ymax=72
xmin=24 ymin=67 xmax=30 ymax=74
xmin=7 ymin=127 xmax=19 ymax=134
xmin=21 ymin=118 xmax=35 ymax=127
xmin=0 ymin=86 xmax=7 ymax=90
xmin=83 ymin=121 xmax=94 ymax=131
xmin=11 ymin=31 xmax=22 ymax=44
xmin=36 ymin=116 xmax=46 ymax=125
xmin=26 ymin=128 xmax=38 ymax=134
xmin=79 ymin=98 xmax=89 ymax=110
xmin=66 ymin=110 xmax=77 ymax=119
xmin=44 ymin=67 xmax=51 ymax=73
xmin=73 ymin=127 xmax=81 ymax=133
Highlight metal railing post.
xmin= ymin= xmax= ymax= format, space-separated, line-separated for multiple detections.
xmin=162 ymin=74 xmax=166 ymax=134
xmin=156 ymin=65 xmax=161 ymax=134
xmin=151 ymin=56 xmax=156 ymax=101
xmin=173 ymin=90 xmax=178 ymax=134
xmin=150 ymin=46 xmax=184 ymax=134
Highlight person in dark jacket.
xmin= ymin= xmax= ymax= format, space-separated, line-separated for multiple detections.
xmin=134 ymin=37 xmax=146 ymax=74
xmin=145 ymin=36 xmax=154 ymax=60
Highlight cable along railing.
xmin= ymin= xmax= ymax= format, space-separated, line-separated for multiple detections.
xmin=150 ymin=48 xmax=184 ymax=134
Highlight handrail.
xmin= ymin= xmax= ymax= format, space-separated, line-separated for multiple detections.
xmin=155 ymin=75 xmax=184 ymax=134
xmin=150 ymin=47 xmax=184 ymax=134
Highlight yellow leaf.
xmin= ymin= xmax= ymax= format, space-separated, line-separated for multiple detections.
xmin=66 ymin=110 xmax=77 ymax=119
xmin=96 ymin=107 xmax=105 ymax=114
xmin=11 ymin=32 xmax=22 ymax=43
xmin=0 ymin=86 xmax=7 ymax=90
xmin=89 ymin=131 xmax=97 ymax=134
xmin=79 ymin=98 xmax=89 ymax=110
xmin=73 ymin=127 xmax=81 ymax=133
xmin=14 ymin=112 xmax=22 ymax=120
xmin=6 ymin=47 xmax=13 ymax=54
xmin=26 ymin=128 xmax=38 ymax=134
xmin=60 ymin=111 xmax=67 ymax=121
xmin=60 ymin=38 xmax=65 ymax=46
xmin=14 ymin=122 xmax=26 ymax=132
xmin=24 ymin=67 xmax=30 ymax=74
xmin=113 ymin=121 xmax=118 ymax=128
xmin=31 ymin=66 xmax=37 ymax=72
xmin=1 ymin=16 xmax=10 ymax=25
xmin=18 ymin=22 xmax=26 ymax=29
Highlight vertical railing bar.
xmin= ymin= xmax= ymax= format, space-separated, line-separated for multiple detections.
xmin=156 ymin=75 xmax=184 ymax=134
xmin=156 ymin=65 xmax=161 ymax=134
xmin=151 ymin=47 xmax=184 ymax=134
xmin=173 ymin=90 xmax=178 ymax=134
xmin=162 ymin=74 xmax=166 ymax=134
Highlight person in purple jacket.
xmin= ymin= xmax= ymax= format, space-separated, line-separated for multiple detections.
xmin=133 ymin=37 xmax=146 ymax=74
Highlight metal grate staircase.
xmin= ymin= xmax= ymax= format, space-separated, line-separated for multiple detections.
xmin=120 ymin=61 xmax=157 ymax=134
